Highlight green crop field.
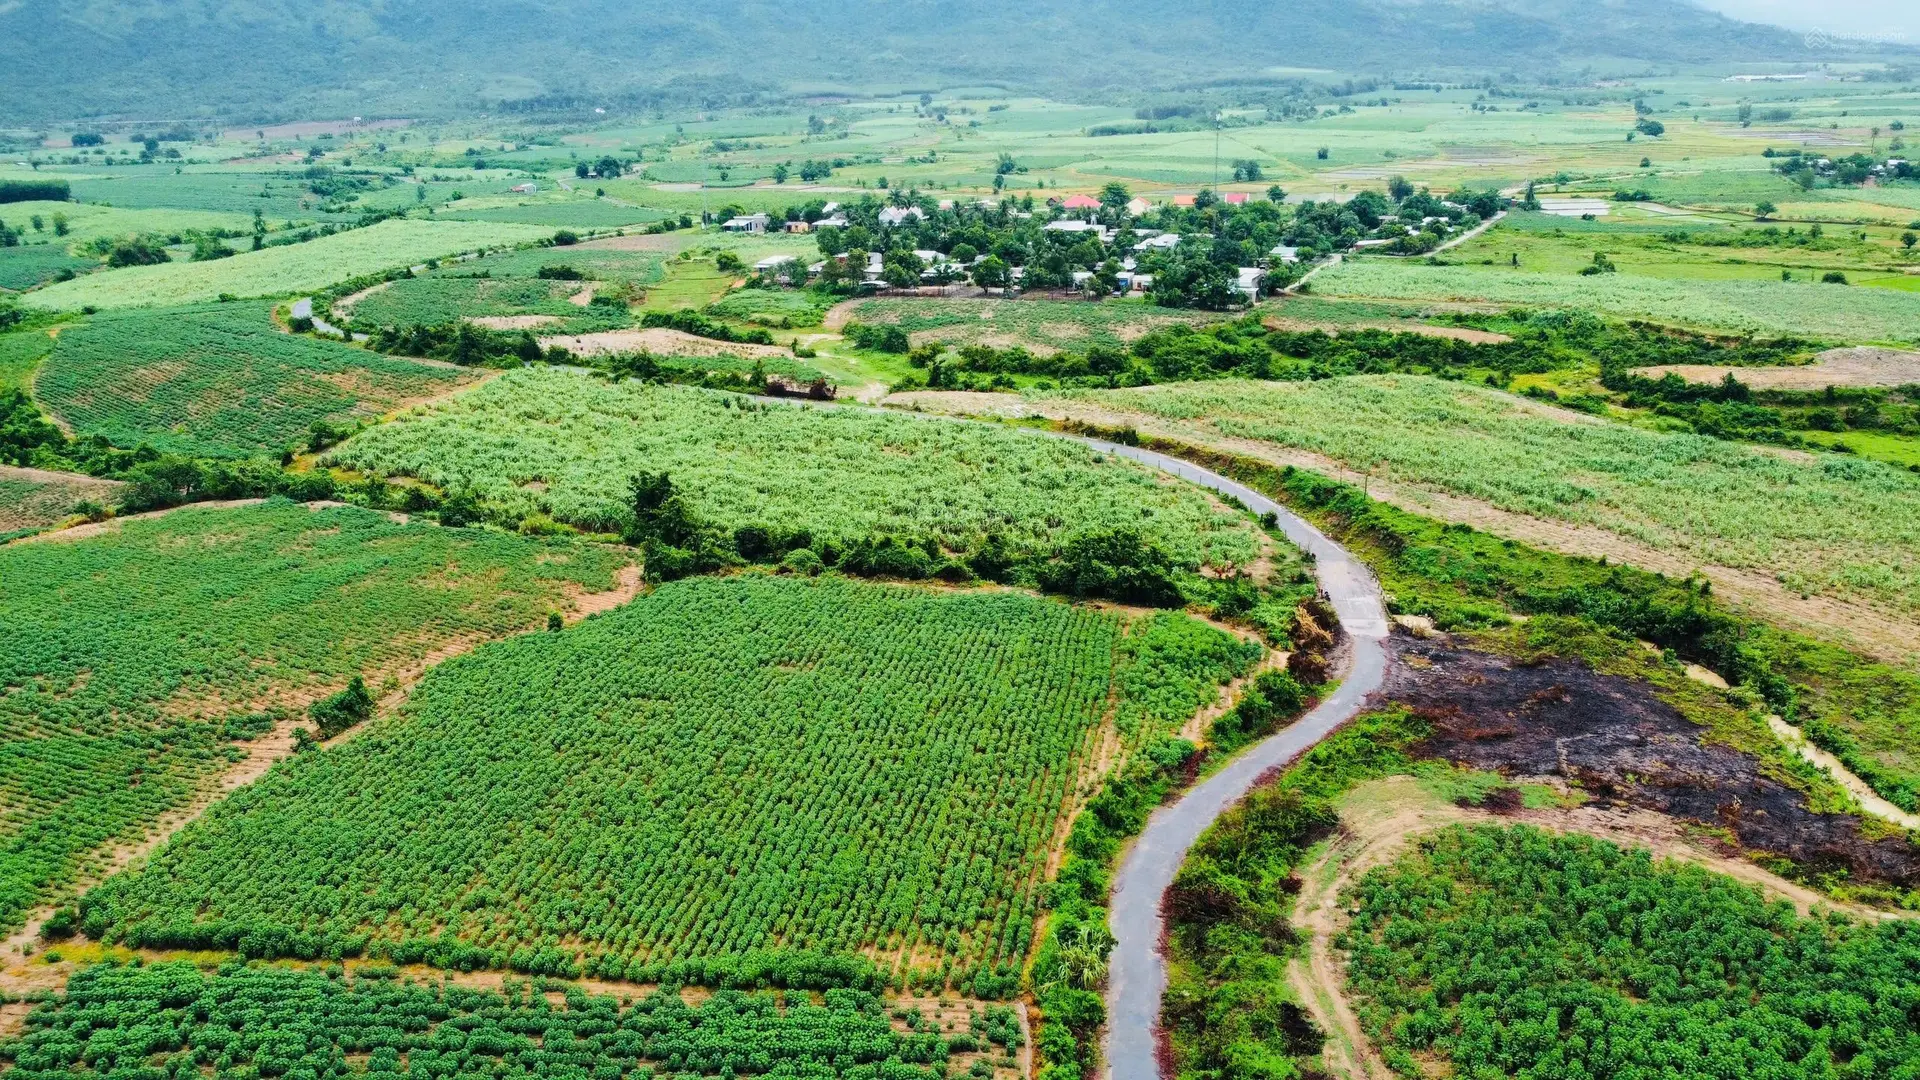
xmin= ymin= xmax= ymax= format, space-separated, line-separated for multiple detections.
xmin=394 ymin=245 xmax=665 ymax=291
xmin=706 ymin=288 xmax=835 ymax=328
xmin=1043 ymin=376 xmax=1920 ymax=620
xmin=36 ymin=303 xmax=474 ymax=457
xmin=0 ymin=498 xmax=629 ymax=936
xmin=1313 ymin=258 xmax=1920 ymax=343
xmin=0 ymin=200 xmax=260 ymax=249
xmin=0 ymin=327 xmax=56 ymax=393
xmin=0 ymin=467 xmax=121 ymax=534
xmin=327 ymin=370 xmax=1262 ymax=568
xmin=21 ymin=220 xmax=554 ymax=311
xmin=0 ymin=247 xmax=97 ymax=291
xmin=1343 ymin=824 xmax=1920 ymax=1076
xmin=0 ymin=963 xmax=1021 ymax=1080
xmin=81 ymin=575 xmax=1252 ymax=986
xmin=343 ymin=277 xmax=597 ymax=328
xmin=846 ymin=298 xmax=1214 ymax=354
xmin=62 ymin=167 xmax=372 ymax=220
xmin=441 ymin=200 xmax=669 ymax=227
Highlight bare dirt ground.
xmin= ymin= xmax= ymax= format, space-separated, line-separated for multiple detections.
xmin=538 ymin=327 xmax=793 ymax=359
xmin=1635 ymin=346 xmax=1920 ymax=389
xmin=1289 ymin=772 xmax=1916 ymax=1080
xmin=882 ymin=392 xmax=1920 ymax=666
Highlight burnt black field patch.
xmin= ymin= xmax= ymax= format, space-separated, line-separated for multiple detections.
xmin=1385 ymin=633 xmax=1920 ymax=888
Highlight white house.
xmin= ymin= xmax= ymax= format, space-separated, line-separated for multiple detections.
xmin=878 ymin=206 xmax=926 ymax=227
xmin=1126 ymin=197 xmax=1153 ymax=215
xmin=1270 ymin=245 xmax=1300 ymax=263
xmin=814 ymin=214 xmax=850 ymax=229
xmin=721 ymin=213 xmax=770 ymax=232
xmin=1134 ymin=233 xmax=1182 ymax=251
xmin=1235 ymin=267 xmax=1265 ymax=298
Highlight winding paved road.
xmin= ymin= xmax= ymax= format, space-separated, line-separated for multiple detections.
xmin=289 ymin=297 xmax=363 ymax=341
xmin=754 ymin=398 xmax=1389 ymax=1077
xmin=1073 ymin=440 xmax=1391 ymax=1080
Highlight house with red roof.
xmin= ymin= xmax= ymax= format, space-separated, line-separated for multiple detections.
xmin=1223 ymin=192 xmax=1250 ymax=204
xmin=1060 ymin=193 xmax=1102 ymax=210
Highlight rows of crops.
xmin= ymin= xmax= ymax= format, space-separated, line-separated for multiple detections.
xmin=0 ymin=466 xmax=121 ymax=534
xmin=1313 ymin=259 xmax=1920 ymax=342
xmin=0 ymin=499 xmax=629 ymax=936
xmin=325 ymin=370 xmax=1261 ymax=569
xmin=21 ymin=220 xmax=553 ymax=311
xmin=0 ymin=962 xmax=1021 ymax=1080
xmin=37 ymin=303 xmax=473 ymax=457
xmin=345 ymin=278 xmax=599 ymax=328
xmin=418 ymin=247 xmax=665 ymax=288
xmin=81 ymin=575 xmax=1251 ymax=989
xmin=441 ymin=201 xmax=669 ymax=227
xmin=1046 ymin=375 xmax=1920 ymax=618
xmin=1343 ymin=824 xmax=1920 ymax=1077
xmin=0 ymin=246 xmax=96 ymax=291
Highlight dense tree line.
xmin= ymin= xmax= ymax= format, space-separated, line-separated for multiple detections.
xmin=898 ymin=306 xmax=1814 ymax=394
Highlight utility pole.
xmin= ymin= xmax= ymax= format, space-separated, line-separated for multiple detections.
xmin=1213 ymin=114 xmax=1221 ymax=189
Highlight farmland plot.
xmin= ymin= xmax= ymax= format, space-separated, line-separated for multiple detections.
xmin=1029 ymin=376 xmax=1920 ymax=636
xmin=1344 ymin=825 xmax=1920 ymax=1075
xmin=37 ymin=303 xmax=474 ymax=457
xmin=0 ymin=499 xmax=630 ymax=936
xmin=0 ymin=963 xmax=1020 ymax=1080
xmin=327 ymin=370 xmax=1262 ymax=569
xmin=0 ymin=467 xmax=121 ymax=535
xmin=1313 ymin=260 xmax=1920 ymax=343
xmin=20 ymin=220 xmax=552 ymax=311
xmin=81 ymin=575 xmax=1255 ymax=987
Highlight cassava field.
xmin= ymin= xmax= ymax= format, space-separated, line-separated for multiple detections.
xmin=4 ymin=27 xmax=1920 ymax=1080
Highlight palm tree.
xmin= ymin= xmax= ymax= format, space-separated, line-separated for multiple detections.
xmin=1050 ymin=922 xmax=1115 ymax=991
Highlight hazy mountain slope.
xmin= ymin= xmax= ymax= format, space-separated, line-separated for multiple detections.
xmin=0 ymin=0 xmax=1821 ymax=122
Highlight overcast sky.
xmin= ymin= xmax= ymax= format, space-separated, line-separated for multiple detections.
xmin=1694 ymin=0 xmax=1915 ymax=43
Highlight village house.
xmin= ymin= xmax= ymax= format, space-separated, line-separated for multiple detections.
xmin=721 ymin=212 xmax=770 ymax=232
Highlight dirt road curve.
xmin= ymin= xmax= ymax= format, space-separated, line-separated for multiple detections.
xmin=1070 ymin=440 xmax=1391 ymax=1080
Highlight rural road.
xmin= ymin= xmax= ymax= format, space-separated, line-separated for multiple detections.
xmin=1074 ymin=440 xmax=1391 ymax=1080
xmin=747 ymin=397 xmax=1390 ymax=1077
xmin=289 ymin=297 xmax=363 ymax=341
xmin=1283 ymin=209 xmax=1504 ymax=294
